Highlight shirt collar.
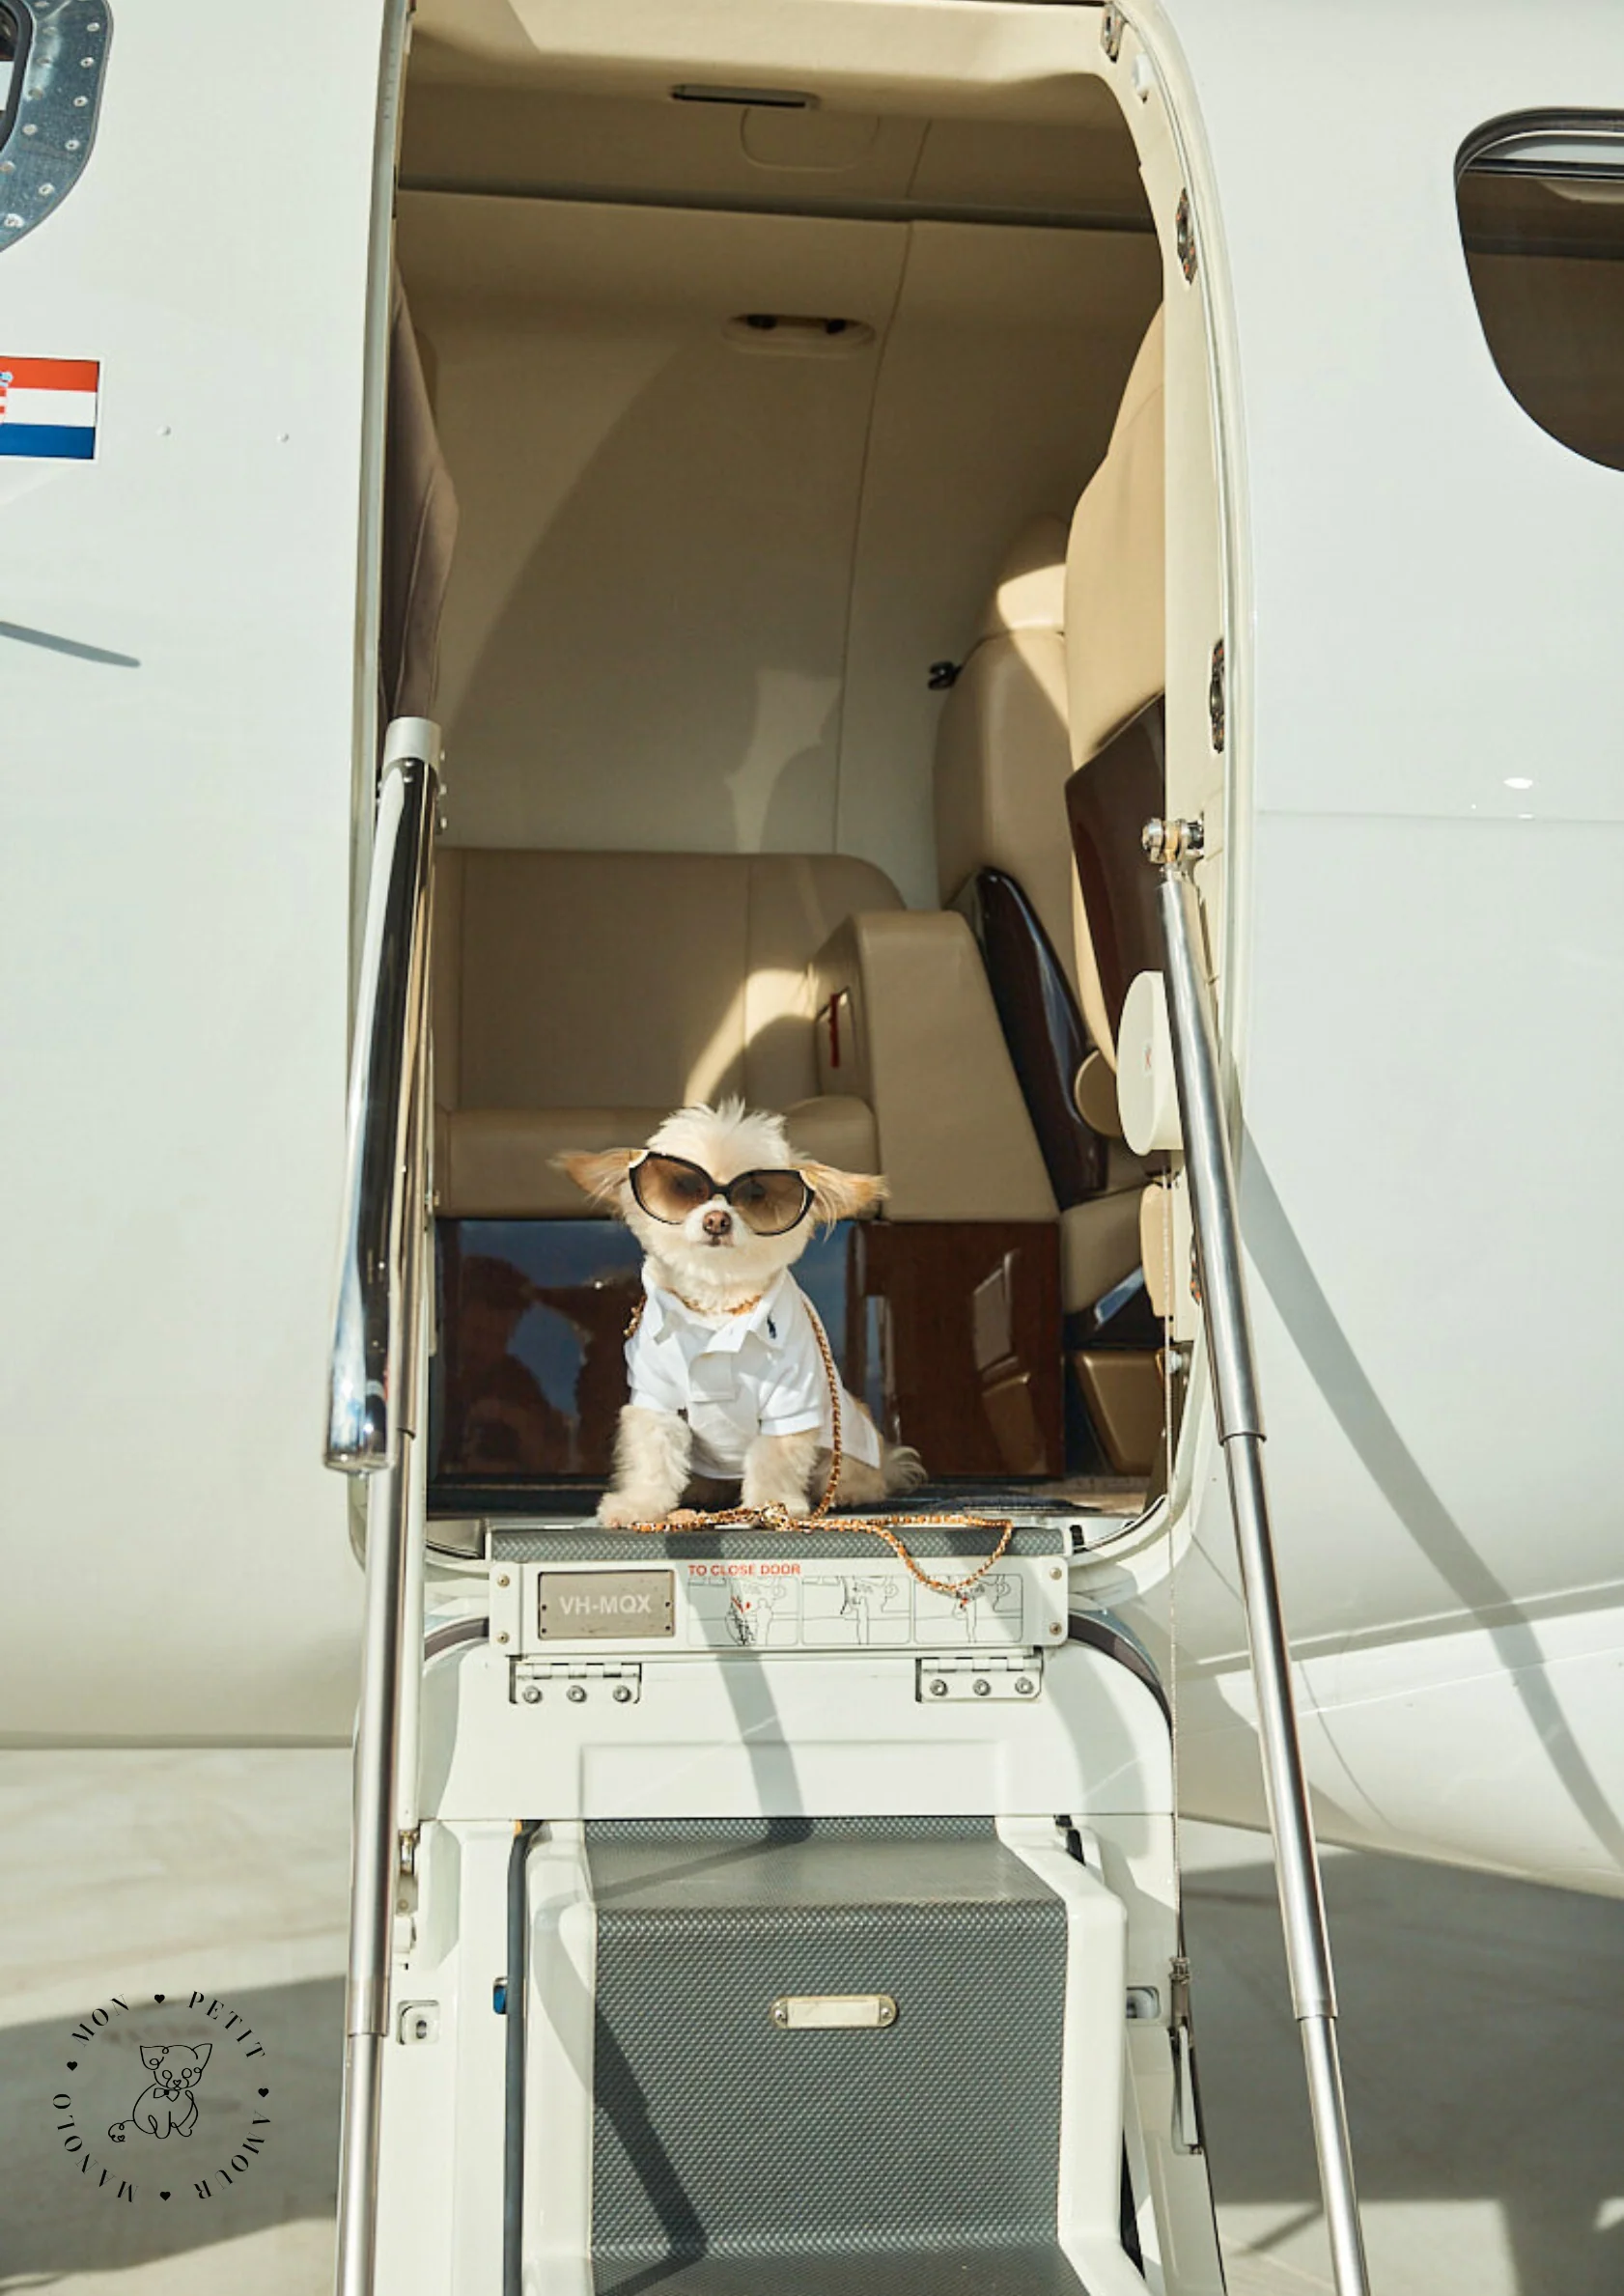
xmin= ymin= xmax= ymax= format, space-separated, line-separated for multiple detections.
xmin=642 ymin=1265 xmax=794 ymax=1356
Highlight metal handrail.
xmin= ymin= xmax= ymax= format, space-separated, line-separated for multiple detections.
xmin=325 ymin=724 xmax=440 ymax=1471
xmin=1146 ymin=820 xmax=1371 ymax=2296
xmin=324 ymin=718 xmax=440 ymax=2296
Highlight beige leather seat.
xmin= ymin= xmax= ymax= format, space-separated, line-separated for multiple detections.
xmin=931 ymin=371 xmax=1166 ymax=1319
xmin=1065 ymin=307 xmax=1165 ymax=1069
xmin=432 ymin=848 xmax=1054 ymax=1221
xmin=934 ymin=517 xmax=1077 ymax=993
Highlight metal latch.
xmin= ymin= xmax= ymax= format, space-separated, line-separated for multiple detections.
xmin=512 ymin=1659 xmax=643 ymax=1706
xmin=916 ymin=1653 xmax=1043 ymax=1703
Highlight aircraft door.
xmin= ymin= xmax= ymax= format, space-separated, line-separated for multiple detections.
xmin=0 ymin=0 xmax=403 ymax=1739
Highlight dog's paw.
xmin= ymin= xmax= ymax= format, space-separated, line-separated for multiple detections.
xmin=598 ymin=1490 xmax=664 ymax=1527
xmin=884 ymin=1444 xmax=928 ymax=1496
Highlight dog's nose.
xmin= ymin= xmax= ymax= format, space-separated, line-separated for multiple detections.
xmin=702 ymin=1207 xmax=732 ymax=1238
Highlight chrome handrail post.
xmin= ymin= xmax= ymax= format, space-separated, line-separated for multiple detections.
xmin=1147 ymin=822 xmax=1371 ymax=2296
xmin=326 ymin=719 xmax=439 ymax=2296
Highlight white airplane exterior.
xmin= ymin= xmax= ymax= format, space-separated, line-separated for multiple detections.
xmin=4 ymin=0 xmax=1622 ymax=1874
xmin=12 ymin=1 xmax=1624 ymax=2287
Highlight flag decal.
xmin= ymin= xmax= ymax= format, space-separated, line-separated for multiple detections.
xmin=0 ymin=357 xmax=100 ymax=461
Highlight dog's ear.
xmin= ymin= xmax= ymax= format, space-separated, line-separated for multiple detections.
xmin=191 ymin=2045 xmax=211 ymax=2074
xmin=140 ymin=2047 xmax=165 ymax=2073
xmin=800 ymin=1162 xmax=887 ymax=1228
xmin=553 ymin=1149 xmax=638 ymax=1209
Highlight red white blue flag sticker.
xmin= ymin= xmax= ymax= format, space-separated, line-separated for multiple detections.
xmin=0 ymin=357 xmax=99 ymax=460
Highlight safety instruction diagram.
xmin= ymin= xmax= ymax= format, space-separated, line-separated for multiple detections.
xmin=680 ymin=1557 xmax=1047 ymax=1649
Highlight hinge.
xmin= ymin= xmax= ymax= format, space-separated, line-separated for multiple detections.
xmin=512 ymin=1658 xmax=643 ymax=1705
xmin=917 ymin=1652 xmax=1044 ymax=1702
xmin=1101 ymin=5 xmax=1126 ymax=62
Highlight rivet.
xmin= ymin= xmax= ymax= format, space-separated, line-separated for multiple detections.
xmin=37 ymin=183 xmax=55 ymax=198
xmin=73 ymin=95 xmax=89 ymax=107
xmin=496 ymin=1574 xmax=511 ymax=1587
xmin=521 ymin=1684 xmax=542 ymax=1705
xmin=0 ymin=162 xmax=12 ymax=174
xmin=612 ymin=1684 xmax=632 ymax=1703
xmin=567 ymin=1684 xmax=587 ymax=1703
xmin=156 ymin=424 xmax=170 ymax=436
xmin=81 ymin=55 xmax=97 ymax=67
xmin=1049 ymin=1622 xmax=1064 ymax=1637
xmin=66 ymin=138 xmax=82 ymax=152
xmin=21 ymin=123 xmax=36 ymax=135
xmin=3 ymin=215 xmax=24 ymax=230
xmin=1050 ymin=1567 xmax=1063 ymax=1582
xmin=972 ymin=1677 xmax=992 ymax=1698
xmin=496 ymin=1631 xmax=509 ymax=1645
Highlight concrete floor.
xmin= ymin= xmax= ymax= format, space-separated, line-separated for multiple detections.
xmin=0 ymin=1750 xmax=1619 ymax=2294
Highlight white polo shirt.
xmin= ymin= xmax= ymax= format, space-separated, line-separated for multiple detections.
xmin=625 ymin=1266 xmax=881 ymax=1480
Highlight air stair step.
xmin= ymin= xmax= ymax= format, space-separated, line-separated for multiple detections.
xmin=559 ymin=1816 xmax=1104 ymax=2296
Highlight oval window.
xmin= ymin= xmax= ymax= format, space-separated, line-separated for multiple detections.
xmin=1459 ymin=116 xmax=1624 ymax=471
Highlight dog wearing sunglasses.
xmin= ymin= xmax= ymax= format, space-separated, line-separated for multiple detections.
xmin=558 ymin=1101 xmax=923 ymax=1525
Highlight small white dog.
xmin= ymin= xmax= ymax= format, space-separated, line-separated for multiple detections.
xmin=559 ymin=1101 xmax=924 ymax=1525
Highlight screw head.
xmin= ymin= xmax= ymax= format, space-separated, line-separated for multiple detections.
xmin=496 ymin=1574 xmax=511 ymax=1587
xmin=928 ymin=1677 xmax=949 ymax=1698
xmin=612 ymin=1684 xmax=633 ymax=1703
xmin=496 ymin=1631 xmax=509 ymax=1645
xmin=1049 ymin=1622 xmax=1064 ymax=1637
xmin=1015 ymin=1678 xmax=1035 ymax=1697
xmin=521 ymin=1684 xmax=542 ymax=1704
xmin=972 ymin=1677 xmax=993 ymax=1697
xmin=567 ymin=1684 xmax=587 ymax=1703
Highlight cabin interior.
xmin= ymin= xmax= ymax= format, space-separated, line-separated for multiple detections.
xmin=390 ymin=3 xmax=1180 ymax=1514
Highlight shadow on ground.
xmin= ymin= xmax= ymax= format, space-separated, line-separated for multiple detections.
xmin=1186 ymin=1840 xmax=1624 ymax=2295
xmin=0 ymin=1974 xmax=341 ymax=2281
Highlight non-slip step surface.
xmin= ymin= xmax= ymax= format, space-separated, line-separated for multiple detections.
xmin=595 ymin=2242 xmax=1093 ymax=2296
xmin=584 ymin=1820 xmax=1071 ymax=2291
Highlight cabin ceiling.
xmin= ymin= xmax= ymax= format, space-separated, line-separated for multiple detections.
xmin=400 ymin=77 xmax=1148 ymax=227
xmin=410 ymin=0 xmax=1112 ymax=118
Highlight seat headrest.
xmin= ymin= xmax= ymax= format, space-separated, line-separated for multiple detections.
xmin=1065 ymin=308 xmax=1164 ymax=769
xmin=971 ymin=516 xmax=1069 ymax=648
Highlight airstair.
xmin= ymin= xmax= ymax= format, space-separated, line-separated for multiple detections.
xmin=322 ymin=723 xmax=1370 ymax=2296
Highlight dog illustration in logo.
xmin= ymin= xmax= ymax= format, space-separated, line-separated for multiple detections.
xmin=107 ymin=2043 xmax=211 ymax=2142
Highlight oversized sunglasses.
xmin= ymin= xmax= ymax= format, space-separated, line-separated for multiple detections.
xmin=630 ymin=1153 xmax=813 ymax=1237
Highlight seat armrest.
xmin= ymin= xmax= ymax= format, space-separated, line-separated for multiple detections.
xmin=813 ymin=911 xmax=1056 ymax=1220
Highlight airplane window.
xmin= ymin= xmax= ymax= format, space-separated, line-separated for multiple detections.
xmin=1459 ymin=118 xmax=1624 ymax=471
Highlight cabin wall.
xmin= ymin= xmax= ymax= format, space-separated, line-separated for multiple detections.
xmin=399 ymin=192 xmax=1160 ymax=904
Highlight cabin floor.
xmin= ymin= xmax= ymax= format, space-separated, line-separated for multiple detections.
xmin=0 ymin=1750 xmax=1617 ymax=2296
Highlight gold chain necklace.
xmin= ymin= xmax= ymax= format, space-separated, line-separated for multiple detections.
xmin=618 ymin=1285 xmax=1015 ymax=1599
